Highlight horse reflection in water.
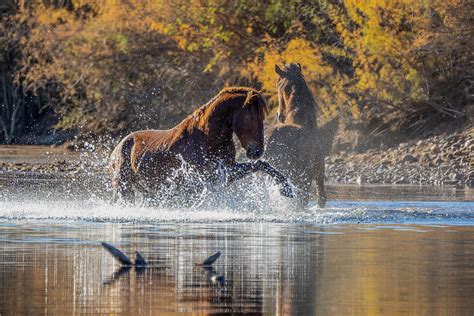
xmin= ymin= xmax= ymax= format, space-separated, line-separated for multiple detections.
xmin=109 ymin=87 xmax=294 ymax=206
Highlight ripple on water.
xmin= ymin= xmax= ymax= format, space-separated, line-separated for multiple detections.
xmin=0 ymin=198 xmax=472 ymax=225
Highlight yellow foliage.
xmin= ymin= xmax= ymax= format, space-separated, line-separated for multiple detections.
xmin=250 ymin=38 xmax=352 ymax=119
xmin=259 ymin=38 xmax=332 ymax=94
xmin=329 ymin=0 xmax=438 ymax=112
xmin=8 ymin=0 xmax=470 ymax=133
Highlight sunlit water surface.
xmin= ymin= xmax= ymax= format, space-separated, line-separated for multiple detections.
xmin=0 ymin=182 xmax=473 ymax=315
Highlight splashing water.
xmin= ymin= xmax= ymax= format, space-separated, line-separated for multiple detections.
xmin=1 ymin=142 xmax=472 ymax=225
xmin=117 ymin=153 xmax=297 ymax=210
xmin=1 ymin=186 xmax=473 ymax=225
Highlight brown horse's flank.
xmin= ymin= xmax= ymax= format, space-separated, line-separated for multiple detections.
xmin=109 ymin=86 xmax=292 ymax=204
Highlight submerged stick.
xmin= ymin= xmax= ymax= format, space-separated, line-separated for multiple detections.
xmin=101 ymin=242 xmax=133 ymax=266
xmin=196 ymin=251 xmax=221 ymax=267
xmin=135 ymin=251 xmax=147 ymax=267
xmin=196 ymin=252 xmax=225 ymax=286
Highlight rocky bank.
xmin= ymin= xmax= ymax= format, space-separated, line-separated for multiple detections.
xmin=326 ymin=127 xmax=473 ymax=187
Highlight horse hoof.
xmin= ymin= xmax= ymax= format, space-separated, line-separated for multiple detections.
xmin=280 ymin=184 xmax=295 ymax=198
xmin=317 ymin=197 xmax=327 ymax=208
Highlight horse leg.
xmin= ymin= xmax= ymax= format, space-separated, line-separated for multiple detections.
xmin=111 ymin=189 xmax=119 ymax=204
xmin=224 ymin=161 xmax=294 ymax=198
xmin=118 ymin=181 xmax=135 ymax=205
xmin=301 ymin=190 xmax=310 ymax=208
xmin=252 ymin=161 xmax=294 ymax=197
xmin=111 ymin=165 xmax=136 ymax=205
xmin=294 ymin=179 xmax=311 ymax=209
xmin=314 ymin=158 xmax=326 ymax=208
xmin=111 ymin=179 xmax=135 ymax=205
xmin=223 ymin=163 xmax=254 ymax=183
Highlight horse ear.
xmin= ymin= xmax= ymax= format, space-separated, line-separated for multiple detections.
xmin=296 ymin=63 xmax=302 ymax=70
xmin=275 ymin=64 xmax=286 ymax=77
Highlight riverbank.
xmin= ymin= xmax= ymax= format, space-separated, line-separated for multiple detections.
xmin=326 ymin=127 xmax=473 ymax=187
xmin=0 ymin=127 xmax=472 ymax=188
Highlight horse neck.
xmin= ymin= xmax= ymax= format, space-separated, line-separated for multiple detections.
xmin=285 ymin=85 xmax=318 ymax=129
xmin=193 ymin=95 xmax=242 ymax=150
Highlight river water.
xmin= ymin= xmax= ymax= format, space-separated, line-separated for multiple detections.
xmin=0 ymin=184 xmax=473 ymax=315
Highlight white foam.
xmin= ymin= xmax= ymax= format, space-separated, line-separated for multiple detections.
xmin=0 ymin=198 xmax=472 ymax=225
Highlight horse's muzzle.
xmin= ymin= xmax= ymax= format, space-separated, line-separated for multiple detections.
xmin=246 ymin=144 xmax=263 ymax=160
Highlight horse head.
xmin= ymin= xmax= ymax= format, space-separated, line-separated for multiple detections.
xmin=232 ymin=90 xmax=268 ymax=159
xmin=274 ymin=63 xmax=317 ymax=127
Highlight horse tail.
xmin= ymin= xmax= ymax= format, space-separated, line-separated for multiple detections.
xmin=109 ymin=135 xmax=135 ymax=190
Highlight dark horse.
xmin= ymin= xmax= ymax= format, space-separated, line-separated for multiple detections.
xmin=266 ymin=64 xmax=337 ymax=208
xmin=110 ymin=87 xmax=293 ymax=204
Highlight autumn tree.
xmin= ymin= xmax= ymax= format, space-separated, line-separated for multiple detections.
xmin=1 ymin=0 xmax=471 ymax=145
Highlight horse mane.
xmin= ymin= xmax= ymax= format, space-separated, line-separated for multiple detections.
xmin=185 ymin=87 xmax=267 ymax=127
xmin=167 ymin=87 xmax=267 ymax=145
xmin=193 ymin=86 xmax=266 ymax=115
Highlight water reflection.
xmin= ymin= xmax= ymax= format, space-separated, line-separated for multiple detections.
xmin=325 ymin=183 xmax=474 ymax=202
xmin=0 ymin=222 xmax=473 ymax=315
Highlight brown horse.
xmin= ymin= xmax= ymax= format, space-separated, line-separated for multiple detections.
xmin=109 ymin=87 xmax=294 ymax=205
xmin=266 ymin=64 xmax=337 ymax=208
